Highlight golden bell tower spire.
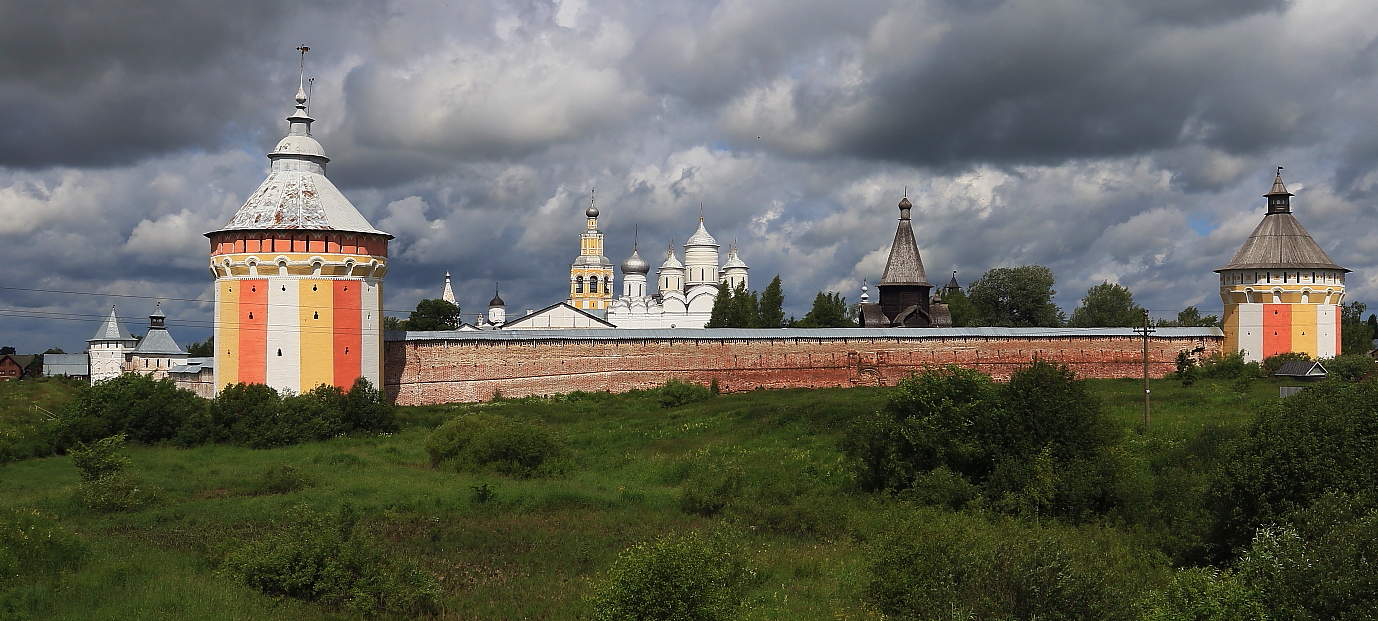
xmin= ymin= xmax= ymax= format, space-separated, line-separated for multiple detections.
xmin=568 ymin=188 xmax=614 ymax=311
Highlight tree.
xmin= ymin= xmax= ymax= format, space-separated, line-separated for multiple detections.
xmin=186 ymin=337 xmax=213 ymax=357
xmin=1160 ymin=305 xmax=1220 ymax=328
xmin=1068 ymin=282 xmax=1145 ymax=328
xmin=405 ymin=299 xmax=461 ymax=331
xmin=0 ymin=346 xmax=14 ymax=355
xmin=757 ymin=275 xmax=785 ymax=328
xmin=967 ymin=266 xmax=1064 ymax=327
xmin=1341 ymin=301 xmax=1370 ymax=355
xmin=705 ymin=282 xmax=733 ymax=328
xmin=1368 ymin=314 xmax=1377 ymax=341
xmin=796 ymin=292 xmax=852 ymax=328
xmin=43 ymin=347 xmax=66 ymax=354
xmin=382 ymin=316 xmax=407 ymax=331
xmin=942 ymin=289 xmax=978 ymax=327
xmin=727 ymin=281 xmax=759 ymax=328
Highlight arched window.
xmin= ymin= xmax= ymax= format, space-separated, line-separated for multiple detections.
xmin=590 ymin=276 xmax=599 ymax=294
xmin=1301 ymin=290 xmax=1311 ymax=304
xmin=576 ymin=276 xmax=584 ymax=293
xmin=1272 ymin=289 xmax=1282 ymax=304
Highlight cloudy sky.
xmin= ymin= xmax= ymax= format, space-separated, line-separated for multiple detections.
xmin=3 ymin=0 xmax=1378 ymax=352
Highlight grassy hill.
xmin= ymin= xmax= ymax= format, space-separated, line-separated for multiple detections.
xmin=0 ymin=376 xmax=1295 ymax=619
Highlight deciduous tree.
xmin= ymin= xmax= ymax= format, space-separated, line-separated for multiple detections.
xmin=1069 ymin=282 xmax=1145 ymax=328
xmin=405 ymin=299 xmax=461 ymax=331
xmin=967 ymin=266 xmax=1064 ymax=327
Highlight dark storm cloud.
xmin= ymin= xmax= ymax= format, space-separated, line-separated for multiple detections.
xmin=4 ymin=0 xmax=1378 ymax=354
xmin=729 ymin=0 xmax=1347 ymax=170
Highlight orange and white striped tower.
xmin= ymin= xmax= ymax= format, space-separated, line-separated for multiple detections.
xmin=206 ymin=47 xmax=391 ymax=394
xmin=1216 ymin=168 xmax=1348 ymax=361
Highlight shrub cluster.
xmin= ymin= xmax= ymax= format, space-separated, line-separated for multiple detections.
xmin=69 ymin=434 xmax=160 ymax=513
xmin=219 ymin=504 xmax=439 ymax=615
xmin=425 ymin=413 xmax=566 ymax=478
xmin=1196 ymin=351 xmax=1263 ymax=380
xmin=1208 ymin=377 xmax=1378 ymax=558
xmin=48 ymin=374 xmax=395 ymax=452
xmin=0 ymin=508 xmax=86 ymax=584
xmin=250 ymin=465 xmax=313 ymax=495
xmin=56 ymin=374 xmax=204 ymax=448
xmin=1142 ymin=494 xmax=1378 ymax=619
xmin=1321 ymin=353 xmax=1378 ymax=381
xmin=865 ymin=507 xmax=1158 ymax=621
xmin=655 ymin=380 xmax=715 ymax=408
xmin=843 ymin=361 xmax=1127 ymax=520
xmin=588 ymin=529 xmax=754 ymax=621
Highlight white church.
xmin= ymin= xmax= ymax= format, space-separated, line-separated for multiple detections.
xmin=607 ymin=217 xmax=749 ymax=329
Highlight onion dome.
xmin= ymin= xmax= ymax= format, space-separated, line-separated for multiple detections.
xmin=209 ymin=54 xmax=389 ymax=238
xmin=489 ymin=283 xmax=505 ymax=308
xmin=685 ymin=217 xmax=719 ymax=248
xmin=1215 ymin=168 xmax=1348 ymax=272
xmin=660 ymin=243 xmax=684 ymax=270
xmin=723 ymin=245 xmax=748 ymax=269
xmin=622 ymin=245 xmax=649 ymax=275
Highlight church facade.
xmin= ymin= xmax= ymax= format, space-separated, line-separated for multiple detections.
xmin=1217 ymin=168 xmax=1347 ymax=361
xmin=607 ymin=216 xmax=748 ymax=329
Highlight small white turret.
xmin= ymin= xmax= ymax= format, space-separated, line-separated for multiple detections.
xmin=658 ymin=241 xmax=686 ymax=294
xmin=722 ymin=243 xmax=749 ymax=291
xmin=87 ymin=305 xmax=138 ymax=384
xmin=683 ymin=215 xmax=720 ymax=287
xmin=488 ymin=284 xmax=506 ymax=326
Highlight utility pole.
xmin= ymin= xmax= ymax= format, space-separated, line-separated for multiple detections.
xmin=1133 ymin=309 xmax=1156 ymax=428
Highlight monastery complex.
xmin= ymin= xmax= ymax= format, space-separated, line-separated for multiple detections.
xmin=55 ymin=53 xmax=1352 ymax=403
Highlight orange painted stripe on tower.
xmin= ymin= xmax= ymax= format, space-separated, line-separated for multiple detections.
xmin=239 ymin=279 xmax=268 ymax=385
xmin=333 ymin=280 xmax=362 ymax=389
xmin=1262 ymin=304 xmax=1291 ymax=358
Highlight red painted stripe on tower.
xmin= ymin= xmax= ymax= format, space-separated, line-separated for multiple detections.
xmin=333 ymin=280 xmax=362 ymax=389
xmin=239 ymin=279 xmax=268 ymax=385
xmin=1262 ymin=304 xmax=1291 ymax=358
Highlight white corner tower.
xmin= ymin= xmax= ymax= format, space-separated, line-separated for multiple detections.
xmin=87 ymin=305 xmax=138 ymax=384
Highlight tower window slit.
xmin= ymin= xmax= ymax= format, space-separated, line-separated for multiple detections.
xmin=277 ymin=349 xmax=282 ymax=356
xmin=314 ymin=312 xmax=319 ymax=319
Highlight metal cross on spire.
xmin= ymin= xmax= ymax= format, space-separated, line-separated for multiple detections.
xmin=296 ymin=45 xmax=310 ymax=90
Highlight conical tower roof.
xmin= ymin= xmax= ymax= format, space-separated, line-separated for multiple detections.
xmin=89 ymin=305 xmax=135 ymax=342
xmin=1216 ymin=169 xmax=1347 ymax=272
xmin=879 ymin=195 xmax=931 ymax=286
xmin=723 ymin=244 xmax=748 ymax=269
xmin=132 ymin=303 xmax=186 ymax=356
xmin=685 ymin=217 xmax=718 ymax=248
xmin=209 ymin=50 xmax=389 ymax=238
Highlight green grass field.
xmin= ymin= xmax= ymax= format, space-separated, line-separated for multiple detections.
xmin=0 ymin=375 xmax=1290 ymax=619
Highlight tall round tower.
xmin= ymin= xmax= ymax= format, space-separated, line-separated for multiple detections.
xmin=207 ymin=49 xmax=391 ymax=394
xmin=620 ymin=240 xmax=650 ymax=298
xmin=1217 ymin=168 xmax=1348 ymax=361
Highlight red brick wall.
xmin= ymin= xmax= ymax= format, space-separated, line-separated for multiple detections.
xmin=383 ymin=333 xmax=1222 ymax=405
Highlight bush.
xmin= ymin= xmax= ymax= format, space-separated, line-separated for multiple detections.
xmin=1208 ymin=378 xmax=1378 ymax=558
xmin=0 ymin=508 xmax=86 ymax=583
xmin=1262 ymin=351 xmax=1311 ymax=375
xmin=1322 ymin=353 xmax=1377 ymax=381
xmin=219 ymin=504 xmax=439 ymax=615
xmin=1197 ymin=351 xmax=1262 ymax=379
xmin=251 ymin=465 xmax=313 ymax=495
xmin=655 ymin=380 xmax=714 ymax=408
xmin=56 ymin=374 xmax=205 ymax=447
xmin=69 ymin=434 xmax=130 ymax=481
xmin=588 ymin=530 xmax=754 ymax=621
xmin=1136 ymin=567 xmax=1267 ymax=621
xmin=208 ymin=383 xmax=285 ymax=447
xmin=78 ymin=472 xmax=161 ymax=513
xmin=843 ymin=361 xmax=1124 ymax=520
xmin=865 ymin=508 xmax=1159 ymax=621
xmin=68 ymin=434 xmax=160 ymax=512
xmin=425 ymin=414 xmax=566 ymax=478
xmin=342 ymin=377 xmax=398 ymax=433
xmin=1232 ymin=494 xmax=1378 ymax=618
